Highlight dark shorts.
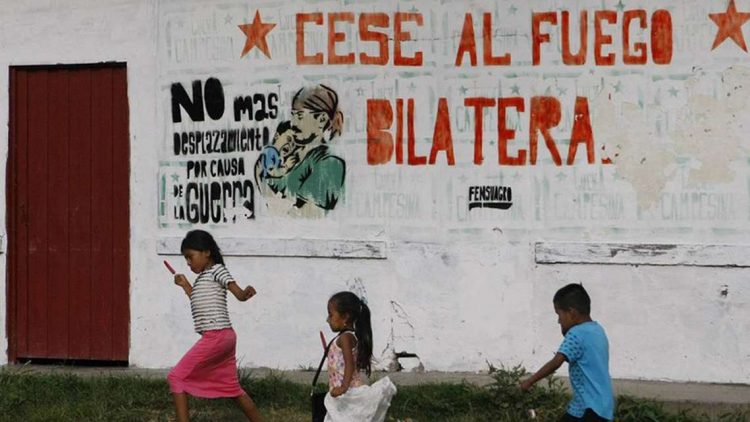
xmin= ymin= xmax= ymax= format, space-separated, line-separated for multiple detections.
xmin=559 ymin=408 xmax=609 ymax=422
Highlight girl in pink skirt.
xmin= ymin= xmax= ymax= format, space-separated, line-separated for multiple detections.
xmin=168 ymin=230 xmax=263 ymax=422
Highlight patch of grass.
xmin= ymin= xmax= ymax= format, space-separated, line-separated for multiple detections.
xmin=615 ymin=396 xmax=750 ymax=422
xmin=1 ymin=366 xmax=747 ymax=421
xmin=484 ymin=363 xmax=568 ymax=421
xmin=616 ymin=396 xmax=702 ymax=422
xmin=0 ymin=371 xmax=170 ymax=421
xmin=389 ymin=382 xmax=496 ymax=420
xmin=240 ymin=368 xmax=310 ymax=412
xmin=717 ymin=409 xmax=750 ymax=422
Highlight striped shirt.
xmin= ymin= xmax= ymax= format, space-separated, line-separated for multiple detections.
xmin=190 ymin=264 xmax=234 ymax=333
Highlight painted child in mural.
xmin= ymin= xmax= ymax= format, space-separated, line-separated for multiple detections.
xmin=520 ymin=283 xmax=614 ymax=422
xmin=323 ymin=291 xmax=397 ymax=421
xmin=167 ymin=230 xmax=263 ymax=422
xmin=254 ymin=84 xmax=346 ymax=217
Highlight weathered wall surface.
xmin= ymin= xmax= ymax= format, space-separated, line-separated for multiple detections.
xmin=1 ymin=0 xmax=749 ymax=383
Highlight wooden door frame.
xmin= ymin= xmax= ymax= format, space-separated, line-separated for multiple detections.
xmin=6 ymin=62 xmax=129 ymax=363
xmin=7 ymin=65 xmax=17 ymax=362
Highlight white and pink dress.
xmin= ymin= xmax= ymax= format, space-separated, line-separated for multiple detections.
xmin=324 ymin=332 xmax=397 ymax=422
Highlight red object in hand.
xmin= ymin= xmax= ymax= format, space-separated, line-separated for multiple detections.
xmin=163 ymin=260 xmax=176 ymax=274
xmin=319 ymin=331 xmax=327 ymax=350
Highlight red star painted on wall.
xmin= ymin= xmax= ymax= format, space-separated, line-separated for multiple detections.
xmin=238 ymin=11 xmax=276 ymax=58
xmin=709 ymin=0 xmax=750 ymax=51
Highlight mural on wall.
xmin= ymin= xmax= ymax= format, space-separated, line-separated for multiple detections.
xmin=254 ymin=84 xmax=346 ymax=217
xmin=158 ymin=76 xmax=277 ymax=225
xmin=157 ymin=1 xmax=750 ymax=230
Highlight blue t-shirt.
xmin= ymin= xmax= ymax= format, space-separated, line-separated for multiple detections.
xmin=558 ymin=321 xmax=614 ymax=420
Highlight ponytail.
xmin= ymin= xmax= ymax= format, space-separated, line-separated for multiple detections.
xmin=355 ymin=301 xmax=373 ymax=376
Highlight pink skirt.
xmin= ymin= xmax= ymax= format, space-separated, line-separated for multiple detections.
xmin=167 ymin=328 xmax=246 ymax=398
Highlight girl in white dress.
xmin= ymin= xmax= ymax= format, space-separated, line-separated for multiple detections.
xmin=324 ymin=292 xmax=397 ymax=422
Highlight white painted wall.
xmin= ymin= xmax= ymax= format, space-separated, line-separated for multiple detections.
xmin=1 ymin=0 xmax=749 ymax=385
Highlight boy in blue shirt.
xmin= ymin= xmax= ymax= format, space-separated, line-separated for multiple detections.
xmin=520 ymin=283 xmax=614 ymax=421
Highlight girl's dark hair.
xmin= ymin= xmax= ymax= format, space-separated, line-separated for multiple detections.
xmin=329 ymin=291 xmax=373 ymax=376
xmin=180 ymin=230 xmax=224 ymax=265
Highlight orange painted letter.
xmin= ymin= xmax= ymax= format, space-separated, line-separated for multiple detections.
xmin=594 ymin=10 xmax=617 ymax=66
xmin=407 ymin=99 xmax=426 ymax=165
xmin=483 ymin=13 xmax=511 ymax=65
xmin=360 ymin=13 xmax=389 ymax=65
xmin=396 ymin=99 xmax=404 ymax=164
xmin=367 ymin=100 xmax=393 ymax=165
xmin=455 ymin=14 xmax=477 ymax=66
xmin=328 ymin=13 xmax=355 ymax=64
xmin=499 ymin=97 xmax=526 ymax=165
xmin=465 ymin=97 xmax=495 ymax=164
xmin=562 ymin=11 xmax=587 ymax=65
xmin=651 ymin=10 xmax=673 ymax=64
xmin=532 ymin=12 xmax=557 ymax=65
xmin=429 ymin=98 xmax=455 ymax=165
xmin=623 ymin=10 xmax=647 ymax=65
xmin=567 ymin=97 xmax=595 ymax=165
xmin=297 ymin=13 xmax=324 ymax=64
xmin=395 ymin=13 xmax=424 ymax=66
xmin=529 ymin=96 xmax=562 ymax=165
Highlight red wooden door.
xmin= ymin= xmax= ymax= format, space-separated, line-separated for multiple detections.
xmin=7 ymin=64 xmax=130 ymax=362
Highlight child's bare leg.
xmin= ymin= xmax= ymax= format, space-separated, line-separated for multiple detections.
xmin=233 ymin=393 xmax=263 ymax=422
xmin=172 ymin=392 xmax=190 ymax=422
